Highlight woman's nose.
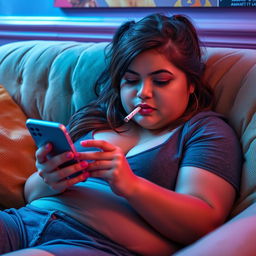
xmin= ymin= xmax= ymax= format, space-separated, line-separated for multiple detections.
xmin=137 ymin=81 xmax=153 ymax=99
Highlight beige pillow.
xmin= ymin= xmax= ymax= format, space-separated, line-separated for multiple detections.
xmin=0 ymin=85 xmax=36 ymax=209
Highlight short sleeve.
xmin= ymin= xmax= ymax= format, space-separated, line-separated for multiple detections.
xmin=180 ymin=112 xmax=243 ymax=192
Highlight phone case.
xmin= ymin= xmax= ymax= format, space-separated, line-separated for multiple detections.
xmin=26 ymin=119 xmax=82 ymax=178
xmin=26 ymin=118 xmax=76 ymax=157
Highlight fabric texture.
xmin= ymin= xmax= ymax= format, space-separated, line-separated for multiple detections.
xmin=0 ymin=41 xmax=109 ymax=125
xmin=0 ymin=85 xmax=36 ymax=209
xmin=0 ymin=205 xmax=134 ymax=256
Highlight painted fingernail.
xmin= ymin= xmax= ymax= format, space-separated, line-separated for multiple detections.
xmin=45 ymin=143 xmax=51 ymax=149
xmin=80 ymin=161 xmax=88 ymax=168
xmin=66 ymin=152 xmax=73 ymax=159
xmin=82 ymin=171 xmax=89 ymax=181
xmin=80 ymin=140 xmax=87 ymax=146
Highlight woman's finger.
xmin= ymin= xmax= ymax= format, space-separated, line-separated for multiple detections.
xmin=37 ymin=151 xmax=76 ymax=175
xmin=86 ymin=160 xmax=112 ymax=171
xmin=79 ymin=151 xmax=115 ymax=161
xmin=48 ymin=171 xmax=89 ymax=192
xmin=35 ymin=143 xmax=52 ymax=164
xmin=47 ymin=161 xmax=88 ymax=182
xmin=80 ymin=139 xmax=117 ymax=152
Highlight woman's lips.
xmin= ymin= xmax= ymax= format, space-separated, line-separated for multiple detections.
xmin=139 ymin=108 xmax=154 ymax=115
xmin=138 ymin=104 xmax=155 ymax=115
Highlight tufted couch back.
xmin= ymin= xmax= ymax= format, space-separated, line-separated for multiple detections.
xmin=0 ymin=40 xmax=256 ymax=217
xmin=0 ymin=41 xmax=109 ymax=125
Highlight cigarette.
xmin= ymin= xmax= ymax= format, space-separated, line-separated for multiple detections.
xmin=124 ymin=106 xmax=141 ymax=122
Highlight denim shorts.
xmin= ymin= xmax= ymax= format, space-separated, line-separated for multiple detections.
xmin=0 ymin=205 xmax=136 ymax=256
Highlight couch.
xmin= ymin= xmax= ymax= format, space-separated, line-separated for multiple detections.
xmin=0 ymin=40 xmax=255 ymax=255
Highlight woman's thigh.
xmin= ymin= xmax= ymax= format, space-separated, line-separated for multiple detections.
xmin=1 ymin=206 xmax=135 ymax=256
xmin=0 ymin=210 xmax=24 ymax=253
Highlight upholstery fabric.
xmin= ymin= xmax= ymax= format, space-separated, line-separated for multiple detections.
xmin=0 ymin=85 xmax=36 ymax=209
xmin=0 ymin=40 xmax=109 ymax=125
xmin=0 ymin=41 xmax=256 ymax=218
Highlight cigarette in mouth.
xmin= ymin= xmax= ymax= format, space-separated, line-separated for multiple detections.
xmin=124 ymin=106 xmax=141 ymax=122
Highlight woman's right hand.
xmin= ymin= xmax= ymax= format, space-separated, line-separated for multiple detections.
xmin=35 ymin=143 xmax=89 ymax=193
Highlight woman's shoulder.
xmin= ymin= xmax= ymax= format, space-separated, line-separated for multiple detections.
xmin=188 ymin=110 xmax=225 ymax=124
xmin=186 ymin=111 xmax=231 ymax=129
xmin=183 ymin=110 xmax=239 ymax=140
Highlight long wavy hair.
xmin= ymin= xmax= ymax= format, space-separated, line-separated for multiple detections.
xmin=68 ymin=13 xmax=214 ymax=142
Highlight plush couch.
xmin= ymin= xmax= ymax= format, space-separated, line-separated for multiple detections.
xmin=0 ymin=40 xmax=256 ymax=255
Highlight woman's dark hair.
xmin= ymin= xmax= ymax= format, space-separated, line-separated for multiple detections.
xmin=68 ymin=13 xmax=214 ymax=142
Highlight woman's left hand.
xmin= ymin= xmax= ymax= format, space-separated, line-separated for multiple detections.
xmin=79 ymin=139 xmax=138 ymax=197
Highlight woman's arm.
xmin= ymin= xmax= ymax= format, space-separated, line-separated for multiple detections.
xmin=173 ymin=202 xmax=256 ymax=256
xmin=125 ymin=166 xmax=236 ymax=244
xmin=79 ymin=139 xmax=236 ymax=245
xmin=24 ymin=143 xmax=89 ymax=203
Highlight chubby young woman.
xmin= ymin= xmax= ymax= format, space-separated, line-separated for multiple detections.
xmin=1 ymin=13 xmax=242 ymax=256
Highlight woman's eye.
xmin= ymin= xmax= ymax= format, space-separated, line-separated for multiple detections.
xmin=153 ymin=80 xmax=171 ymax=86
xmin=124 ymin=79 xmax=139 ymax=85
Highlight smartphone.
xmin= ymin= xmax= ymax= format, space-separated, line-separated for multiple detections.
xmin=26 ymin=118 xmax=82 ymax=178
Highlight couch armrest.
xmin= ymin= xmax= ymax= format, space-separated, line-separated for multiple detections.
xmin=173 ymin=202 xmax=256 ymax=256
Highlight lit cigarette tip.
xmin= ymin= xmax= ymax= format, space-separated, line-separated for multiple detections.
xmin=124 ymin=106 xmax=141 ymax=122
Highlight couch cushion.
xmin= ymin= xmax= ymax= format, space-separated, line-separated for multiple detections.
xmin=203 ymin=47 xmax=256 ymax=217
xmin=0 ymin=84 xmax=36 ymax=209
xmin=0 ymin=41 xmax=108 ymax=125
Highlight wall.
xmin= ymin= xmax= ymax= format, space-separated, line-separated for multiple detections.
xmin=0 ymin=0 xmax=255 ymax=48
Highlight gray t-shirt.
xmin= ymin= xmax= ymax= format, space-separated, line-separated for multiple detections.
xmin=75 ymin=111 xmax=242 ymax=192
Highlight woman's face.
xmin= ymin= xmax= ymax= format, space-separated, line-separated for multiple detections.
xmin=120 ymin=49 xmax=194 ymax=130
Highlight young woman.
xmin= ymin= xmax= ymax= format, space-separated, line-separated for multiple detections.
xmin=1 ymin=14 xmax=242 ymax=256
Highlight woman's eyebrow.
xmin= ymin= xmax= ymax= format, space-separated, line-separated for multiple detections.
xmin=126 ymin=69 xmax=139 ymax=75
xmin=125 ymin=69 xmax=173 ymax=76
xmin=150 ymin=69 xmax=173 ymax=75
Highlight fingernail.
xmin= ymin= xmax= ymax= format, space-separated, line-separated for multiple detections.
xmin=80 ymin=161 xmax=88 ymax=168
xmin=45 ymin=143 xmax=51 ymax=149
xmin=66 ymin=152 xmax=73 ymax=159
xmin=75 ymin=152 xmax=80 ymax=158
xmin=82 ymin=171 xmax=89 ymax=182
xmin=80 ymin=140 xmax=87 ymax=146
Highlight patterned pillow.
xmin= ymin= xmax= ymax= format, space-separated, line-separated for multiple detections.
xmin=0 ymin=85 xmax=36 ymax=209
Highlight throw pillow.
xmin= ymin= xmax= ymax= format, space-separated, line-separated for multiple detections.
xmin=0 ymin=85 xmax=36 ymax=209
